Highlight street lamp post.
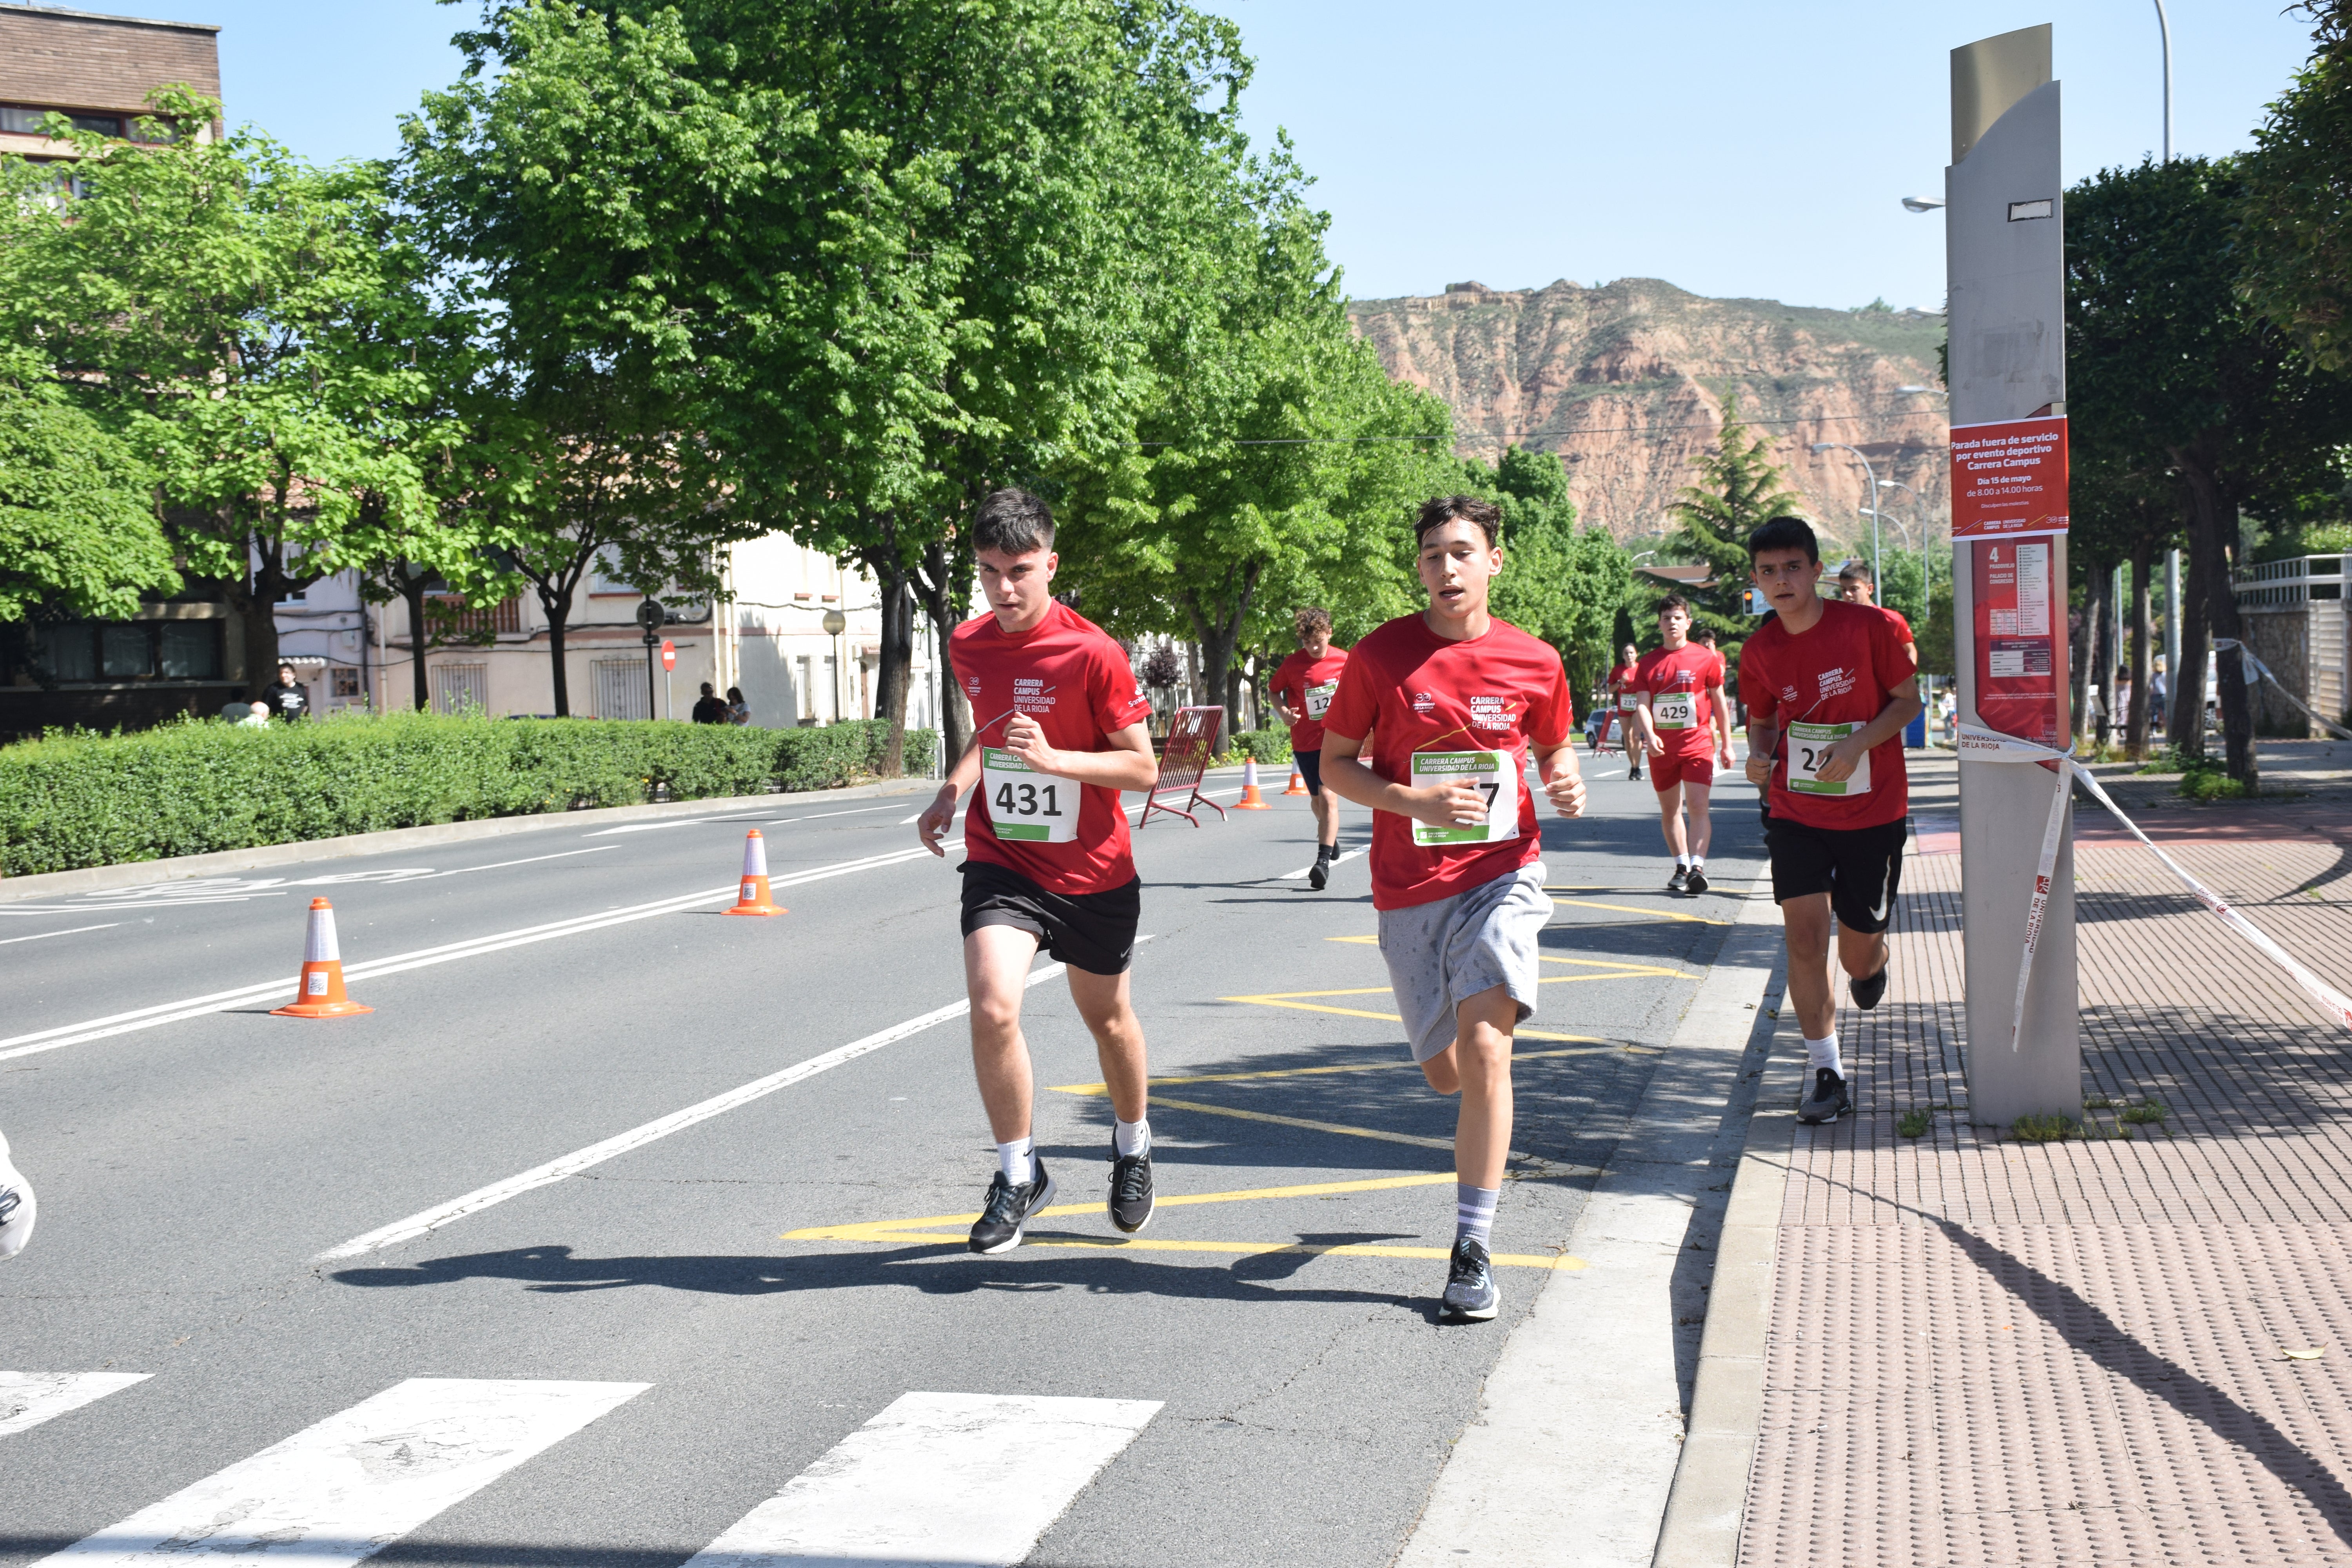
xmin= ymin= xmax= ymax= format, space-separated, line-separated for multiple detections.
xmin=1809 ymin=441 xmax=1881 ymax=590
xmin=822 ymin=607 xmax=847 ymax=724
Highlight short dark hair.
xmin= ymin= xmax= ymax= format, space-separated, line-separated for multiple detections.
xmin=700 ymin=682 xmax=715 ymax=695
xmin=1655 ymin=593 xmax=1690 ymax=617
xmin=1414 ymin=495 xmax=1501 ymax=548
xmin=1746 ymin=515 xmax=1819 ymax=562
xmin=1294 ymin=606 xmax=1332 ymax=640
xmin=973 ymin=487 xmax=1054 ymax=554
xmin=1838 ymin=559 xmax=1874 ymax=584
xmin=1693 ymin=625 xmax=1718 ymax=644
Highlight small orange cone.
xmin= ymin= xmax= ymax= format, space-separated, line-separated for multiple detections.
xmin=1235 ymin=756 xmax=1271 ymax=809
xmin=723 ymin=828 xmax=786 ymax=916
xmin=1281 ymin=764 xmax=1308 ymax=796
xmin=272 ymin=898 xmax=372 ymax=1018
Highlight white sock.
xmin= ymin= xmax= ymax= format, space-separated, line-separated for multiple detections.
xmin=996 ymin=1136 xmax=1034 ymax=1186
xmin=1690 ymin=856 xmax=1704 ymax=870
xmin=1676 ymin=854 xmax=1691 ymax=868
xmin=1805 ymin=1032 xmax=1843 ymax=1077
xmin=1455 ymin=1183 xmax=1499 ymax=1248
xmin=1114 ymin=1116 xmax=1151 ymax=1158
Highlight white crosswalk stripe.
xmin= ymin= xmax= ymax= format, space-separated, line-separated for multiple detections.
xmin=686 ymin=1392 xmax=1160 ymax=1567
xmin=0 ymin=1372 xmax=151 ymax=1437
xmin=32 ymin=1377 xmax=646 ymax=1568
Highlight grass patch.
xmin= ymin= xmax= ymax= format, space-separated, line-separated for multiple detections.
xmin=2009 ymin=1112 xmax=2081 ymax=1143
xmin=1896 ymin=1108 xmax=1933 ymax=1139
xmin=2119 ymin=1098 xmax=2170 ymax=1127
xmin=2179 ymin=766 xmax=2254 ymax=801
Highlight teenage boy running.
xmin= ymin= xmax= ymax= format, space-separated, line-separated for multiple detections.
xmin=1739 ymin=517 xmax=1923 ymax=1126
xmin=1631 ymin=595 xmax=1734 ymax=895
xmin=1270 ymin=608 xmax=1350 ymax=891
xmin=1319 ymin=496 xmax=1587 ymax=1322
xmin=1605 ymin=644 xmax=1643 ymax=779
xmin=917 ymin=488 xmax=1162 ymax=1254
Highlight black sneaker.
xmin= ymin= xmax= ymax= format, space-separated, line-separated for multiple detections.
xmin=1851 ymin=965 xmax=1889 ymax=1011
xmin=1685 ymin=866 xmax=1710 ymax=895
xmin=1308 ymin=855 xmax=1329 ymax=892
xmin=1798 ymin=1069 xmax=1852 ymax=1125
xmin=0 ymin=1132 xmax=34 ymax=1261
xmin=967 ymin=1158 xmax=1055 ymax=1255
xmin=1667 ymin=866 xmax=1690 ymax=894
xmin=1108 ymin=1140 xmax=1154 ymax=1234
xmin=1441 ymin=1235 xmax=1499 ymax=1321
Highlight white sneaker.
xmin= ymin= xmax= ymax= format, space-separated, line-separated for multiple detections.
xmin=0 ymin=1131 xmax=36 ymax=1260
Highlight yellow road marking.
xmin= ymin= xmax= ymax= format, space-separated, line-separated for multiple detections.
xmin=782 ymin=1171 xmax=1586 ymax=1271
xmin=1218 ymin=985 xmax=1640 ymax=1039
xmin=1048 ymin=1043 xmax=1639 ymax=1095
xmin=1541 ymin=892 xmax=1726 ymax=926
xmin=1116 ymin=1095 xmax=1606 ymax=1178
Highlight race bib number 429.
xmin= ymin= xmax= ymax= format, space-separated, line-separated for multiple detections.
xmin=1652 ymin=691 xmax=1697 ymax=730
xmin=1786 ymin=721 xmax=1872 ymax=796
xmin=982 ymin=748 xmax=1076 ymax=842
xmin=1410 ymin=750 xmax=1520 ymax=847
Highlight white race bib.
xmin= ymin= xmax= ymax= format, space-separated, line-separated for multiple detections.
xmin=1410 ymin=750 xmax=1519 ymax=847
xmin=1652 ymin=691 xmax=1697 ymax=730
xmin=982 ymin=748 xmax=1078 ymax=842
xmin=1617 ymin=693 xmax=1640 ymax=711
xmin=1305 ymin=679 xmax=1339 ymax=720
xmin=1786 ymin=721 xmax=1872 ymax=796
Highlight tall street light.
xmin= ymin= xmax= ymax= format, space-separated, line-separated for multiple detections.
xmin=1810 ymin=441 xmax=1881 ymax=590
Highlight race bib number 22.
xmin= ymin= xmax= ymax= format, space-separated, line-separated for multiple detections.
xmin=1410 ymin=750 xmax=1519 ymax=847
xmin=1786 ymin=721 xmax=1871 ymax=796
xmin=982 ymin=748 xmax=1076 ymax=842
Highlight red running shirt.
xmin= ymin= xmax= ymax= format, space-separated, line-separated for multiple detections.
xmin=1269 ymin=647 xmax=1350 ymax=754
xmin=1323 ymin=614 xmax=1576 ymax=911
xmin=949 ymin=602 xmax=1154 ymax=894
xmin=1632 ymin=644 xmax=1722 ymax=755
xmin=1736 ymin=598 xmax=1915 ymax=831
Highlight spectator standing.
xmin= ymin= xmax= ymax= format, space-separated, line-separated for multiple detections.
xmin=260 ymin=663 xmax=309 ymax=721
xmin=725 ymin=686 xmax=752 ymax=726
xmin=690 ymin=682 xmax=729 ymax=724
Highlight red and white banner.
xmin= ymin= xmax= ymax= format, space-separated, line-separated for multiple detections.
xmin=1951 ymin=416 xmax=2069 ymax=539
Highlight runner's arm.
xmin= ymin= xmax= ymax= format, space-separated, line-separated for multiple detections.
xmin=1743 ymin=710 xmax=1780 ymax=788
xmin=1813 ymin=678 xmax=1925 ymax=783
xmin=1710 ymin=681 xmax=1734 ymax=764
xmin=1004 ymin=714 xmax=1159 ymax=792
xmin=1534 ymin=737 xmax=1587 ymax=817
xmin=916 ymin=737 xmax=989 ymax=855
xmin=1317 ymin=729 xmax=1489 ymax=827
xmin=1632 ymin=692 xmax=1664 ymax=756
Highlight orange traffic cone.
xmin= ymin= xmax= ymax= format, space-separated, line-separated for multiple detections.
xmin=1235 ymin=756 xmax=1271 ymax=809
xmin=723 ymin=828 xmax=786 ymax=916
xmin=1281 ymin=764 xmax=1308 ymax=796
xmin=272 ymin=898 xmax=372 ymax=1018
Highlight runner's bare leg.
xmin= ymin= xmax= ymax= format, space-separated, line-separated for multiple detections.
xmin=965 ymin=924 xmax=1043 ymax=1143
xmin=1065 ymin=966 xmax=1149 ymax=1125
xmin=1419 ymin=983 xmax=1517 ymax=1190
xmin=1783 ymin=893 xmax=1889 ymax=1039
xmin=1657 ymin=778 xmax=1689 ymax=859
xmin=1311 ymin=786 xmax=1341 ymax=849
xmin=1684 ymin=780 xmax=1714 ymax=860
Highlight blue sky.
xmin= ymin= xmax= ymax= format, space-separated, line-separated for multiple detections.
xmin=60 ymin=0 xmax=2323 ymax=313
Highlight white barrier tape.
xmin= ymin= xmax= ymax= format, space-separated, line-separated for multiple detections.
xmin=1959 ymin=723 xmax=2352 ymax=1035
xmin=2212 ymin=639 xmax=2352 ymax=742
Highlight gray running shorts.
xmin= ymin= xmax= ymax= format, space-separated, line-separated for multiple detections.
xmin=1377 ymin=861 xmax=1551 ymax=1063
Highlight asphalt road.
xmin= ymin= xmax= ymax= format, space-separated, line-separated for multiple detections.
xmin=2 ymin=753 xmax=1764 ymax=1568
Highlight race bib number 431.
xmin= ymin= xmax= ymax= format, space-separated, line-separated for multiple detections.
xmin=1786 ymin=721 xmax=1872 ymax=796
xmin=982 ymin=748 xmax=1076 ymax=842
xmin=1410 ymin=750 xmax=1520 ymax=847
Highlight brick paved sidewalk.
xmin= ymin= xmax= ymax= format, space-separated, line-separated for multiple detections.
xmin=1736 ymin=762 xmax=2352 ymax=1564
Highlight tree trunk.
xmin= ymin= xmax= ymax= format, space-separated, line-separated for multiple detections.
xmin=2126 ymin=541 xmax=2154 ymax=760
xmin=914 ymin=536 xmax=973 ymax=763
xmin=2073 ymin=566 xmax=2104 ymax=751
xmin=1180 ymin=564 xmax=1261 ymax=746
xmin=535 ymin=580 xmax=576 ymax=718
xmin=2168 ymin=559 xmax=2209 ymax=756
xmin=400 ymin=575 xmax=433 ymax=711
xmin=2175 ymin=447 xmax=2258 ymax=788
xmin=865 ymin=547 xmax=915 ymax=777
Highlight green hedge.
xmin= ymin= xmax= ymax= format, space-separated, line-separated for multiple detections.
xmin=1217 ymin=727 xmax=1295 ymax=765
xmin=0 ymin=712 xmax=938 ymax=877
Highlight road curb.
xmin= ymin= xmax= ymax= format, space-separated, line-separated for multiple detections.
xmin=1650 ymin=940 xmax=1805 ymax=1566
xmin=0 ymin=777 xmax=942 ymax=905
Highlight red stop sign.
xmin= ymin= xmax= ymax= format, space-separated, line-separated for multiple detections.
xmin=660 ymin=639 xmax=676 ymax=671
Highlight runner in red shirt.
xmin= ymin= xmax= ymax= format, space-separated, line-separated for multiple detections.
xmin=1630 ymin=594 xmax=1734 ymax=897
xmin=1604 ymin=646 xmax=1644 ymax=778
xmin=1269 ymin=607 xmax=1351 ymax=891
xmin=1841 ymin=561 xmax=1921 ymax=668
xmin=1739 ymin=517 xmax=1923 ymax=1127
xmin=916 ymin=488 xmax=1162 ymax=1254
xmin=1320 ymin=495 xmax=1586 ymax=1322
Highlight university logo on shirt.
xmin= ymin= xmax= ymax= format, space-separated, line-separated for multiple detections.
xmin=1816 ymin=666 xmax=1859 ymax=701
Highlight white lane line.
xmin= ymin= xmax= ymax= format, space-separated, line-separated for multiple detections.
xmin=1275 ymin=845 xmax=1370 ymax=882
xmin=898 ymin=811 xmax=926 ymax=824
xmin=763 ymin=804 xmax=910 ymax=824
xmin=583 ymin=813 xmax=763 ymax=837
xmin=421 ymin=846 xmax=617 ymax=878
xmin=687 ymin=1392 xmax=1160 ymax=1567
xmin=317 ymin=951 xmax=1078 ymax=1261
xmin=0 ymin=842 xmax=963 ymax=1065
xmin=0 ymin=923 xmax=121 ymax=947
xmin=32 ymin=1378 xmax=644 ymax=1568
xmin=0 ymin=1372 xmax=151 ymax=1437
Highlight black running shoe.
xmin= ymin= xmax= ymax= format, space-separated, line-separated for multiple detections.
xmin=1667 ymin=866 xmax=1690 ymax=894
xmin=967 ymin=1158 xmax=1055 ymax=1255
xmin=1441 ymin=1236 xmax=1499 ymax=1321
xmin=1685 ymin=866 xmax=1710 ymax=895
xmin=1308 ymin=855 xmax=1329 ymax=892
xmin=1798 ymin=1069 xmax=1852 ymax=1125
xmin=1108 ymin=1140 xmax=1154 ymax=1234
xmin=1851 ymin=965 xmax=1889 ymax=1011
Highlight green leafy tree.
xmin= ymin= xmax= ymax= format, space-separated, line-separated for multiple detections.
xmin=2240 ymin=1 xmax=2352 ymax=370
xmin=1666 ymin=395 xmax=1803 ymax=653
xmin=0 ymin=90 xmax=435 ymax=696
xmin=0 ymin=351 xmax=174 ymax=623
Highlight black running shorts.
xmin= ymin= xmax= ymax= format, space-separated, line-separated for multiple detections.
xmin=1295 ymin=749 xmax=1324 ymax=797
xmin=959 ymin=860 xmax=1141 ymax=976
xmin=1763 ymin=815 xmax=1907 ymax=935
